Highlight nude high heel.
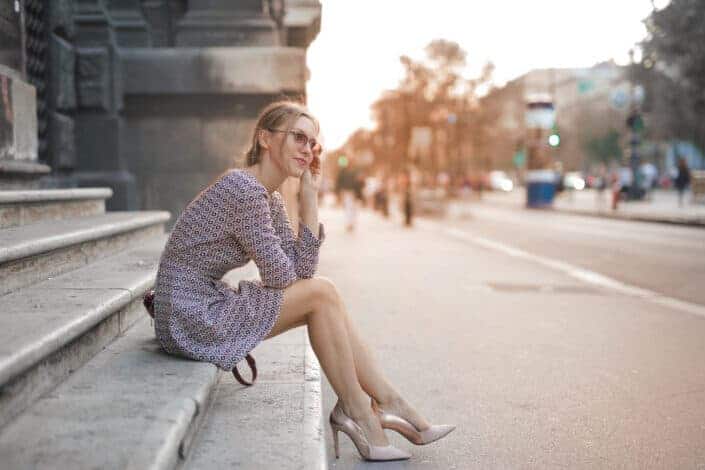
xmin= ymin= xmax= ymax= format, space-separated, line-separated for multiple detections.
xmin=371 ymin=398 xmax=456 ymax=446
xmin=329 ymin=401 xmax=412 ymax=461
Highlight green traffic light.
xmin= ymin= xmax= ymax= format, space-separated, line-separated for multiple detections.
xmin=338 ymin=156 xmax=349 ymax=167
xmin=548 ymin=134 xmax=560 ymax=147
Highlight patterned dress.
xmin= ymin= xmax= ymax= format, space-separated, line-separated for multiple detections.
xmin=153 ymin=169 xmax=325 ymax=370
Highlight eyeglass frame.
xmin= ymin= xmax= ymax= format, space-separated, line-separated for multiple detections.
xmin=265 ymin=128 xmax=320 ymax=152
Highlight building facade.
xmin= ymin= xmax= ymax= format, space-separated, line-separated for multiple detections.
xmin=1 ymin=0 xmax=321 ymax=223
xmin=481 ymin=62 xmax=631 ymax=174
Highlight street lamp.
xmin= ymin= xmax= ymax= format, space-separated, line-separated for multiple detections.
xmin=627 ymin=48 xmax=645 ymax=201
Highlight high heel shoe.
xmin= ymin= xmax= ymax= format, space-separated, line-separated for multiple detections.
xmin=329 ymin=401 xmax=411 ymax=461
xmin=371 ymin=398 xmax=456 ymax=446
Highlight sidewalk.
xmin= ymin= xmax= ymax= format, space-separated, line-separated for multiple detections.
xmin=476 ymin=188 xmax=705 ymax=227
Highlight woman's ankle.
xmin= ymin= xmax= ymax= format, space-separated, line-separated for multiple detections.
xmin=374 ymin=392 xmax=402 ymax=410
xmin=341 ymin=395 xmax=374 ymax=420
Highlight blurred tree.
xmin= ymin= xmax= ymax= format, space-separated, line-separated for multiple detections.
xmin=635 ymin=0 xmax=705 ymax=152
xmin=584 ymin=129 xmax=623 ymax=164
xmin=360 ymin=39 xmax=494 ymax=179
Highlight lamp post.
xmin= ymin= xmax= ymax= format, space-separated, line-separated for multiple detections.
xmin=627 ymin=48 xmax=645 ymax=200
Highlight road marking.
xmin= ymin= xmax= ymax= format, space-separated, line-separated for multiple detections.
xmin=452 ymin=203 xmax=705 ymax=249
xmin=419 ymin=220 xmax=705 ymax=319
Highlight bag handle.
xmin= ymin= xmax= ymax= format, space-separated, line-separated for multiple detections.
xmin=232 ymin=354 xmax=257 ymax=386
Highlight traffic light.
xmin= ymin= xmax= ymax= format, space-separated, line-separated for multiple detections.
xmin=548 ymin=133 xmax=560 ymax=147
xmin=548 ymin=124 xmax=560 ymax=147
xmin=626 ymin=112 xmax=644 ymax=132
xmin=337 ymin=155 xmax=349 ymax=167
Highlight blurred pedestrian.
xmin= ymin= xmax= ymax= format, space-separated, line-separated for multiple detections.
xmin=610 ymin=168 xmax=622 ymax=211
xmin=595 ymin=164 xmax=608 ymax=209
xmin=674 ymin=157 xmax=691 ymax=207
xmin=400 ymin=169 xmax=414 ymax=227
xmin=336 ymin=166 xmax=359 ymax=231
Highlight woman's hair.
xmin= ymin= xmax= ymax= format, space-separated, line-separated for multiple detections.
xmin=245 ymin=100 xmax=320 ymax=166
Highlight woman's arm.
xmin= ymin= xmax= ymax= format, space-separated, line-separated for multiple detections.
xmin=299 ymin=166 xmax=320 ymax=238
xmin=299 ymin=191 xmax=319 ymax=239
xmin=225 ymin=180 xmax=298 ymax=289
xmin=269 ymin=189 xmax=324 ymax=279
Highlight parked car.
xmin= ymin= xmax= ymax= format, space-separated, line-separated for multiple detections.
xmin=563 ymin=171 xmax=586 ymax=190
xmin=488 ymin=171 xmax=514 ymax=192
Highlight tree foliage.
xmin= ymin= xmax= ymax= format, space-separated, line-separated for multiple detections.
xmin=584 ymin=129 xmax=623 ymax=164
xmin=636 ymin=0 xmax=705 ymax=151
xmin=341 ymin=39 xmax=495 ymax=177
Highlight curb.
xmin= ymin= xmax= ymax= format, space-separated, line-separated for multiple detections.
xmin=550 ymin=206 xmax=705 ymax=228
xmin=474 ymin=197 xmax=705 ymax=228
xmin=303 ymin=336 xmax=327 ymax=470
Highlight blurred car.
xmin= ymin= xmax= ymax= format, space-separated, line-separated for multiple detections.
xmin=563 ymin=171 xmax=586 ymax=190
xmin=488 ymin=170 xmax=514 ymax=192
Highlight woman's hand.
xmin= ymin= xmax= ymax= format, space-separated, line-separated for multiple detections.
xmin=300 ymin=145 xmax=322 ymax=203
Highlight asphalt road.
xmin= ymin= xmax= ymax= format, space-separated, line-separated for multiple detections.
xmin=449 ymin=201 xmax=705 ymax=306
xmin=317 ymin=204 xmax=705 ymax=469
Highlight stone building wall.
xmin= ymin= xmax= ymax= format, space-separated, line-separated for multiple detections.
xmin=2 ymin=0 xmax=321 ymax=225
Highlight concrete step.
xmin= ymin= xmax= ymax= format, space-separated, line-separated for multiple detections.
xmin=0 ymin=188 xmax=113 ymax=228
xmin=0 ymin=211 xmax=170 ymax=296
xmin=0 ymin=234 xmax=167 ymax=429
xmin=181 ymin=327 xmax=326 ymax=470
xmin=0 ymin=316 xmax=220 ymax=470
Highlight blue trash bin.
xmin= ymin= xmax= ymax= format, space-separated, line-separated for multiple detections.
xmin=526 ymin=170 xmax=557 ymax=208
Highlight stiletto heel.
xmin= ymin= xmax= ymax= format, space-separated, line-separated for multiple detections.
xmin=331 ymin=426 xmax=341 ymax=458
xmin=371 ymin=398 xmax=456 ymax=446
xmin=329 ymin=401 xmax=411 ymax=461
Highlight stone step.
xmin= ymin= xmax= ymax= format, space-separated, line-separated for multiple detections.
xmin=0 ymin=188 xmax=113 ymax=228
xmin=0 ymin=234 xmax=167 ymax=429
xmin=0 ymin=316 xmax=220 ymax=470
xmin=0 ymin=211 xmax=170 ymax=296
xmin=182 ymin=327 xmax=326 ymax=470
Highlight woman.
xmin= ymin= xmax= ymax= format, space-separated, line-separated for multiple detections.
xmin=149 ymin=100 xmax=455 ymax=462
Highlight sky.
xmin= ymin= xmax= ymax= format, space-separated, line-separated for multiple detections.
xmin=306 ymin=0 xmax=661 ymax=150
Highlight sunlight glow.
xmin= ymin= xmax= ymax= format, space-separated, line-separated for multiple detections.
xmin=307 ymin=0 xmax=656 ymax=149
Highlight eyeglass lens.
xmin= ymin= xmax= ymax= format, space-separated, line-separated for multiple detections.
xmin=293 ymin=131 xmax=317 ymax=150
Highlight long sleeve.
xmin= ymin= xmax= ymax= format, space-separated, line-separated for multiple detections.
xmin=224 ymin=178 xmax=298 ymax=289
xmin=269 ymin=191 xmax=325 ymax=279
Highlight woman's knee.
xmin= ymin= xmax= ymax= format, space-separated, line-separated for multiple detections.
xmin=307 ymin=276 xmax=342 ymax=312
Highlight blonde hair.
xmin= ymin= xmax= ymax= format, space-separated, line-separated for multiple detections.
xmin=245 ymin=100 xmax=320 ymax=166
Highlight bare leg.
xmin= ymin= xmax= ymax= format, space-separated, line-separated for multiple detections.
xmin=265 ymin=277 xmax=431 ymax=432
xmin=264 ymin=278 xmax=389 ymax=446
xmin=338 ymin=300 xmax=432 ymax=431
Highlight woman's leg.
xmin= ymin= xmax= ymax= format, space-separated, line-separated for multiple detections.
xmin=263 ymin=277 xmax=390 ymax=446
xmin=265 ymin=276 xmax=431 ymax=431
xmin=337 ymin=297 xmax=432 ymax=431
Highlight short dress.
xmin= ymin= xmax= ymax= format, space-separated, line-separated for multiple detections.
xmin=152 ymin=169 xmax=325 ymax=371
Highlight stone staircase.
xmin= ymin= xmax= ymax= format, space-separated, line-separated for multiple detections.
xmin=0 ymin=188 xmax=326 ymax=469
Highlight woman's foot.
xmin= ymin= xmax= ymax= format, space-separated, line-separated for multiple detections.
xmin=340 ymin=399 xmax=389 ymax=447
xmin=373 ymin=396 xmax=431 ymax=432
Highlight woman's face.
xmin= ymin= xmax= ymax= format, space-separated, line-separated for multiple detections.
xmin=270 ymin=116 xmax=318 ymax=178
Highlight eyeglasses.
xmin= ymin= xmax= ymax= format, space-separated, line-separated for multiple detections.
xmin=266 ymin=128 xmax=319 ymax=152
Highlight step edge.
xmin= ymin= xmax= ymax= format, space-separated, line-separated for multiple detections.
xmin=1 ymin=318 xmax=221 ymax=470
xmin=0 ymin=211 xmax=171 ymax=264
xmin=0 ymin=188 xmax=114 ymax=204
xmin=0 ymin=260 xmax=161 ymax=387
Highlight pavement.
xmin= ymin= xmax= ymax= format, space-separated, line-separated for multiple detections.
xmin=314 ymin=201 xmax=705 ymax=468
xmin=475 ymin=188 xmax=705 ymax=227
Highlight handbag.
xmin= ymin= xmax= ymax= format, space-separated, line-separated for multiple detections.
xmin=142 ymin=289 xmax=257 ymax=386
